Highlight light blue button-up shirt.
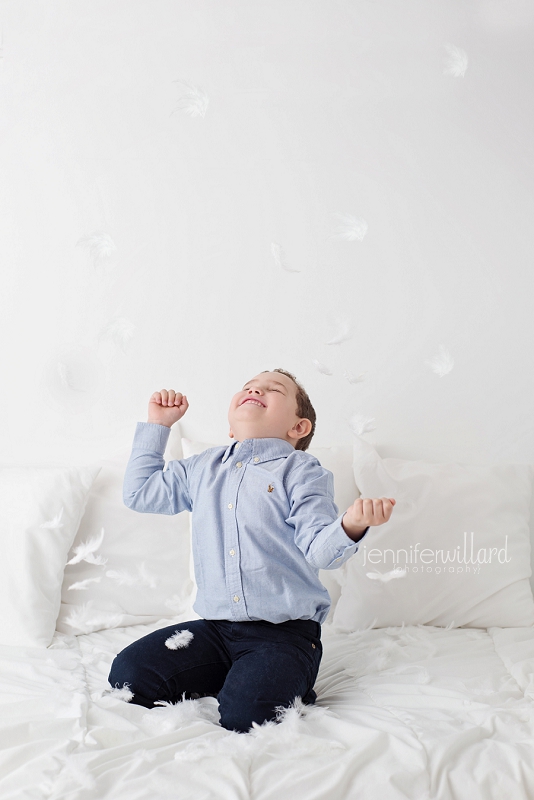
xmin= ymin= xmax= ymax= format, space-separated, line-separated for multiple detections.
xmin=123 ymin=422 xmax=370 ymax=625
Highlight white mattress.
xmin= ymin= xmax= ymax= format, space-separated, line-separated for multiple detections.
xmin=2 ymin=618 xmax=534 ymax=800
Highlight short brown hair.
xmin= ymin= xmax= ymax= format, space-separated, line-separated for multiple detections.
xmin=260 ymin=368 xmax=316 ymax=451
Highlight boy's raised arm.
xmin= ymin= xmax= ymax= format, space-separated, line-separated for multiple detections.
xmin=123 ymin=389 xmax=193 ymax=515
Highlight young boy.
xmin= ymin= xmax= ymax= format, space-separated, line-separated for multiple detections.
xmin=108 ymin=368 xmax=395 ymax=734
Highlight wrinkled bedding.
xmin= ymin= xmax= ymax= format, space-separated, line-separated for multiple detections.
xmin=1 ymin=618 xmax=534 ymax=800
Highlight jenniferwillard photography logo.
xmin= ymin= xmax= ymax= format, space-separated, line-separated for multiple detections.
xmin=360 ymin=532 xmax=511 ymax=579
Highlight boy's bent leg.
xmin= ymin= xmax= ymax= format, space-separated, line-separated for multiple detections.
xmin=217 ymin=640 xmax=321 ymax=734
xmin=107 ymin=619 xmax=232 ymax=709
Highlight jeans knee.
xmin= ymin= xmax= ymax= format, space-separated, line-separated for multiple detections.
xmin=108 ymin=654 xmax=131 ymax=690
xmin=218 ymin=700 xmax=278 ymax=734
xmin=108 ymin=652 xmax=149 ymax=692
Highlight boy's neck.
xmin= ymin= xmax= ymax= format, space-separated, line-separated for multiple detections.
xmin=232 ymin=435 xmax=295 ymax=449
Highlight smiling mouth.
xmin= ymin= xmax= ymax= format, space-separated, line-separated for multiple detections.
xmin=241 ymin=399 xmax=265 ymax=407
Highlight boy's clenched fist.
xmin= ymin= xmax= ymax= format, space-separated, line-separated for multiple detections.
xmin=342 ymin=497 xmax=396 ymax=542
xmin=148 ymin=389 xmax=189 ymax=428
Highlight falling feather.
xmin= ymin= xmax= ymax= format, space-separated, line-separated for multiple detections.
xmin=425 ymin=344 xmax=454 ymax=376
xmin=312 ymin=358 xmax=333 ymax=375
xmin=67 ymin=527 xmax=107 ymax=565
xmin=97 ymin=317 xmax=136 ymax=352
xmin=75 ymin=231 xmax=117 ymax=264
xmin=271 ymin=241 xmax=301 ymax=272
xmin=105 ymin=562 xmax=158 ymax=588
xmin=443 ymin=43 xmax=468 ymax=77
xmin=325 ymin=318 xmax=352 ymax=345
xmin=164 ymin=593 xmax=191 ymax=614
xmin=170 ymin=79 xmax=209 ymax=118
xmin=39 ymin=506 xmax=65 ymax=531
xmin=348 ymin=413 xmax=376 ymax=435
xmin=344 ymin=369 xmax=366 ymax=384
xmin=63 ymin=600 xmax=125 ymax=633
xmin=366 ymin=567 xmax=407 ymax=582
xmin=165 ymin=629 xmax=194 ymax=649
xmin=67 ymin=577 xmax=103 ymax=591
xmin=328 ymin=212 xmax=368 ymax=242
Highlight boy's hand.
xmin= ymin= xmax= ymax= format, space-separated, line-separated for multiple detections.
xmin=147 ymin=389 xmax=189 ymax=428
xmin=342 ymin=497 xmax=396 ymax=542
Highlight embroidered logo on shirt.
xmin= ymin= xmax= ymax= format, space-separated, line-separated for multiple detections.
xmin=267 ymin=484 xmax=274 ymax=493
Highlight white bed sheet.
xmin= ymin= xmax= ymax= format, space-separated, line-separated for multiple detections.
xmin=1 ymin=618 xmax=534 ymax=800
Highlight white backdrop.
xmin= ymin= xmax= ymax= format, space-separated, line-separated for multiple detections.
xmin=1 ymin=0 xmax=533 ymax=468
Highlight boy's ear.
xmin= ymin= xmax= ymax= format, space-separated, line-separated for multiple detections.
xmin=288 ymin=419 xmax=312 ymax=440
xmin=228 ymin=428 xmax=234 ymax=439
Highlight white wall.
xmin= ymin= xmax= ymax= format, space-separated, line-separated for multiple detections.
xmin=1 ymin=0 xmax=533 ymax=468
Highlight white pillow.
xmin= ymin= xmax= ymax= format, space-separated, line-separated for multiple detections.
xmin=332 ymin=435 xmax=534 ymax=631
xmin=0 ymin=464 xmax=101 ymax=648
xmin=56 ymin=429 xmax=196 ymax=637
xmin=181 ymin=437 xmax=359 ymax=622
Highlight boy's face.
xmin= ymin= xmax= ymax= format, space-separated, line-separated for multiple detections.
xmin=228 ymin=371 xmax=312 ymax=447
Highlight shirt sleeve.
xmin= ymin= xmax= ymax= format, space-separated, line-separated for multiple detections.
xmin=285 ymin=457 xmax=370 ymax=570
xmin=123 ymin=422 xmax=196 ymax=515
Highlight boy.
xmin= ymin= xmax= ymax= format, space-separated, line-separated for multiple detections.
xmin=108 ymin=368 xmax=395 ymax=734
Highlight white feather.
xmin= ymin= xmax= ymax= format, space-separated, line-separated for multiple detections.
xmin=170 ymin=79 xmax=209 ymax=118
xmin=105 ymin=683 xmax=134 ymax=702
xmin=105 ymin=562 xmax=158 ymax=588
xmin=97 ymin=317 xmax=136 ymax=352
xmin=271 ymin=241 xmax=301 ymax=272
xmin=312 ymin=358 xmax=333 ymax=375
xmin=328 ymin=212 xmax=368 ymax=241
xmin=348 ymin=413 xmax=376 ymax=435
xmin=67 ymin=577 xmax=103 ymax=591
xmin=366 ymin=567 xmax=407 ymax=582
xmin=62 ymin=600 xmax=125 ymax=634
xmin=142 ymin=696 xmax=220 ymax=735
xmin=165 ymin=629 xmax=194 ymax=650
xmin=164 ymin=593 xmax=191 ymax=613
xmin=425 ymin=344 xmax=454 ymax=376
xmin=325 ymin=318 xmax=352 ymax=345
xmin=75 ymin=231 xmax=117 ymax=264
xmin=344 ymin=369 xmax=366 ymax=384
xmin=443 ymin=43 xmax=468 ymax=77
xmin=39 ymin=506 xmax=65 ymax=530
xmin=66 ymin=527 xmax=107 ymax=565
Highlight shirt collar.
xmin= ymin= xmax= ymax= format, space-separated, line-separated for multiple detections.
xmin=221 ymin=437 xmax=296 ymax=464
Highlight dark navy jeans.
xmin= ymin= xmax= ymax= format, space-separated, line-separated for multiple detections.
xmin=108 ymin=617 xmax=322 ymax=734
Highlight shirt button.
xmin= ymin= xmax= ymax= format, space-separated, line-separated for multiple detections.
xmin=229 ymin=549 xmax=235 ymax=556
xmin=233 ymin=595 xmax=240 ymax=603
xmin=228 ymin=503 xmax=233 ymax=509
xmin=236 ymin=462 xmax=242 ymax=468
xmin=253 ymin=457 xmax=259 ymax=463
xmin=312 ymin=644 xmax=316 ymax=649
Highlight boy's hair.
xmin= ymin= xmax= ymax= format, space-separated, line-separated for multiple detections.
xmin=261 ymin=368 xmax=316 ymax=452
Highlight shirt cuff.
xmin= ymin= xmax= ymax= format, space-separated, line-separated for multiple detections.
xmin=312 ymin=515 xmax=370 ymax=569
xmin=132 ymin=421 xmax=172 ymax=454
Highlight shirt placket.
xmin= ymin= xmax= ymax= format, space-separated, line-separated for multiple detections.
xmin=224 ymin=441 xmax=249 ymax=620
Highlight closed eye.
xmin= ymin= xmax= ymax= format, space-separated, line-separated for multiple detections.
xmin=242 ymin=386 xmax=283 ymax=393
